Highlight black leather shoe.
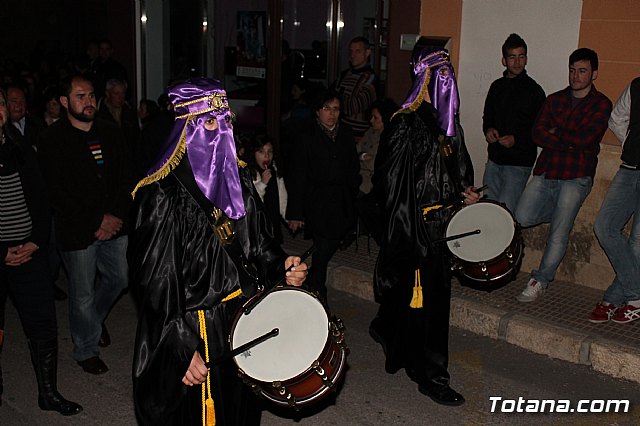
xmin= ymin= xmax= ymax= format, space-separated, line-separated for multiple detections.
xmin=418 ymin=383 xmax=465 ymax=406
xmin=77 ymin=356 xmax=109 ymax=375
xmin=99 ymin=324 xmax=111 ymax=348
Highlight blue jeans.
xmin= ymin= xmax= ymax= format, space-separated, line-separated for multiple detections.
xmin=594 ymin=168 xmax=640 ymax=305
xmin=482 ymin=160 xmax=532 ymax=214
xmin=515 ymin=174 xmax=593 ymax=286
xmin=60 ymin=236 xmax=128 ymax=361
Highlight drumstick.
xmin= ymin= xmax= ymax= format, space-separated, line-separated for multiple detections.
xmin=273 ymin=245 xmax=315 ymax=287
xmin=207 ymin=328 xmax=280 ymax=368
xmin=433 ymin=229 xmax=481 ymax=244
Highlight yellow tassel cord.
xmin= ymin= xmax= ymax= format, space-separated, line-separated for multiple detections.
xmin=410 ymin=269 xmax=423 ymax=309
xmin=198 ymin=310 xmax=215 ymax=426
xmin=196 ymin=290 xmax=242 ymax=426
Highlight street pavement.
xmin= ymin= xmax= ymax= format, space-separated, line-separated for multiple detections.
xmin=1 ymin=279 xmax=639 ymax=425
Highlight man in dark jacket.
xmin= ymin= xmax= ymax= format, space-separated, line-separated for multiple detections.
xmin=38 ymin=75 xmax=132 ymax=375
xmin=482 ymin=33 xmax=546 ymax=214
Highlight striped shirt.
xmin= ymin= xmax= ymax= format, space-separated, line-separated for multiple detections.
xmin=0 ymin=171 xmax=32 ymax=241
xmin=335 ymin=66 xmax=377 ymax=137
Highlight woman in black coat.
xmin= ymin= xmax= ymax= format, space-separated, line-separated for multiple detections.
xmin=0 ymin=88 xmax=81 ymax=415
xmin=286 ymin=89 xmax=361 ymax=304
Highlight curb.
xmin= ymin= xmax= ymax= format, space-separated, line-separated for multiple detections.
xmin=329 ymin=265 xmax=640 ymax=384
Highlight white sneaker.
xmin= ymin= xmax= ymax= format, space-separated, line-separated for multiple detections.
xmin=517 ymin=278 xmax=545 ymax=302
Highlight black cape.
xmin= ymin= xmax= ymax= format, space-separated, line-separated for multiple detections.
xmin=129 ymin=160 xmax=287 ymax=425
xmin=371 ymin=103 xmax=474 ymax=385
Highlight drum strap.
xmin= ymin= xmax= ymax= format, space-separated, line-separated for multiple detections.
xmin=172 ymin=159 xmax=261 ymax=299
xmin=410 ymin=269 xmax=423 ymax=309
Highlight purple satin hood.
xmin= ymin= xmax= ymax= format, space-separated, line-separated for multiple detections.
xmin=398 ymin=49 xmax=460 ymax=137
xmin=132 ymin=78 xmax=246 ymax=219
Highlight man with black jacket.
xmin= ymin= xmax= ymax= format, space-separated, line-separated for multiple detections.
xmin=482 ymin=33 xmax=546 ymax=214
xmin=38 ymin=75 xmax=132 ymax=375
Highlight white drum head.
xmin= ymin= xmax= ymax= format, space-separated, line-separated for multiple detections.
xmin=231 ymin=288 xmax=329 ymax=382
xmin=445 ymin=202 xmax=515 ymax=262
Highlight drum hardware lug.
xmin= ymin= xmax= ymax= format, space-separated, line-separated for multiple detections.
xmin=506 ymin=250 xmax=514 ymax=263
xmin=312 ymin=361 xmax=333 ymax=388
xmin=272 ymin=381 xmax=295 ymax=405
xmin=331 ymin=316 xmax=346 ymax=332
xmin=329 ymin=351 xmax=337 ymax=368
xmin=481 ymin=263 xmax=491 ymax=282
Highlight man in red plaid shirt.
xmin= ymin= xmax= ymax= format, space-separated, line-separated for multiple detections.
xmin=514 ymin=48 xmax=612 ymax=303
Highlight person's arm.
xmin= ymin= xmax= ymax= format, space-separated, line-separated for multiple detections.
xmin=285 ymin=128 xmax=310 ymax=228
xmin=38 ymin=128 xmax=103 ymax=237
xmin=609 ymin=82 xmax=632 ymax=145
xmin=252 ymin=174 xmax=267 ymax=200
xmin=509 ymin=83 xmax=546 ymax=150
xmin=277 ymin=175 xmax=288 ymax=219
xmin=130 ymin=184 xmax=200 ymax=424
xmin=532 ymin=94 xmax=568 ymax=150
xmin=482 ymin=81 xmax=500 ymax=143
xmin=567 ymin=95 xmax=613 ymax=151
xmin=106 ymin=124 xmax=133 ymax=224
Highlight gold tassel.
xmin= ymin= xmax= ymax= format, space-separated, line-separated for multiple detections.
xmin=410 ymin=269 xmax=423 ymax=309
xmin=198 ymin=310 xmax=216 ymax=426
xmin=206 ymin=397 xmax=216 ymax=426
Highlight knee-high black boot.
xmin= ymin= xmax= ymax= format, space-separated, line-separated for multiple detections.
xmin=28 ymin=339 xmax=82 ymax=416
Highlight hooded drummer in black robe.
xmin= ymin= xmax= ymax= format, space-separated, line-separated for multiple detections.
xmin=369 ymin=48 xmax=479 ymax=406
xmin=128 ymin=78 xmax=308 ymax=425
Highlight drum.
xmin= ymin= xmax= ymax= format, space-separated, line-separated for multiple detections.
xmin=229 ymin=287 xmax=347 ymax=408
xmin=444 ymin=200 xmax=522 ymax=284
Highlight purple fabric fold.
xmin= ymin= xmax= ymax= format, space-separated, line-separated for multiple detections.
xmin=144 ymin=78 xmax=246 ymax=219
xmin=400 ymin=50 xmax=460 ymax=137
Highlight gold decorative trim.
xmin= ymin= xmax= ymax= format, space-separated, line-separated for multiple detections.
xmin=130 ymin=118 xmax=190 ymax=199
xmin=174 ymin=93 xmax=229 ymax=119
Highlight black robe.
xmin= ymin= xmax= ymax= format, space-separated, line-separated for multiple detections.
xmin=370 ymin=102 xmax=474 ymax=387
xmin=129 ymin=159 xmax=287 ymax=425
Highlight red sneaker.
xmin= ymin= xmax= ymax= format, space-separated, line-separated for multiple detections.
xmin=588 ymin=302 xmax=617 ymax=323
xmin=611 ymin=304 xmax=640 ymax=324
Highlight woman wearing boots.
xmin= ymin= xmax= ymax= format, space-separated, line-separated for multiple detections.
xmin=0 ymin=88 xmax=81 ymax=415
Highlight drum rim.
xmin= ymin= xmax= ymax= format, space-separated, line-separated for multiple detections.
xmin=445 ymin=200 xmax=516 ymax=262
xmin=229 ymin=286 xmax=330 ymax=382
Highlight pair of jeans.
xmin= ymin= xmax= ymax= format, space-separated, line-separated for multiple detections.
xmin=60 ymin=236 xmax=128 ymax=361
xmin=482 ymin=160 xmax=532 ymax=215
xmin=594 ymin=168 xmax=640 ymax=305
xmin=515 ymin=174 xmax=593 ymax=286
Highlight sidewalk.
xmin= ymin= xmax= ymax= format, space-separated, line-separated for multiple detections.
xmin=282 ymin=233 xmax=640 ymax=385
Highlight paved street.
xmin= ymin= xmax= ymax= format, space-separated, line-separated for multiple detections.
xmin=1 ymin=281 xmax=639 ymax=425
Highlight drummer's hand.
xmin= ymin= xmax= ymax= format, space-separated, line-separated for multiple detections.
xmin=462 ymin=186 xmax=481 ymax=205
xmin=182 ymin=351 xmax=208 ymax=386
xmin=284 ymin=256 xmax=308 ymax=287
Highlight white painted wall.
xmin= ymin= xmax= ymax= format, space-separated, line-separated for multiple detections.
xmin=457 ymin=0 xmax=583 ymax=185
